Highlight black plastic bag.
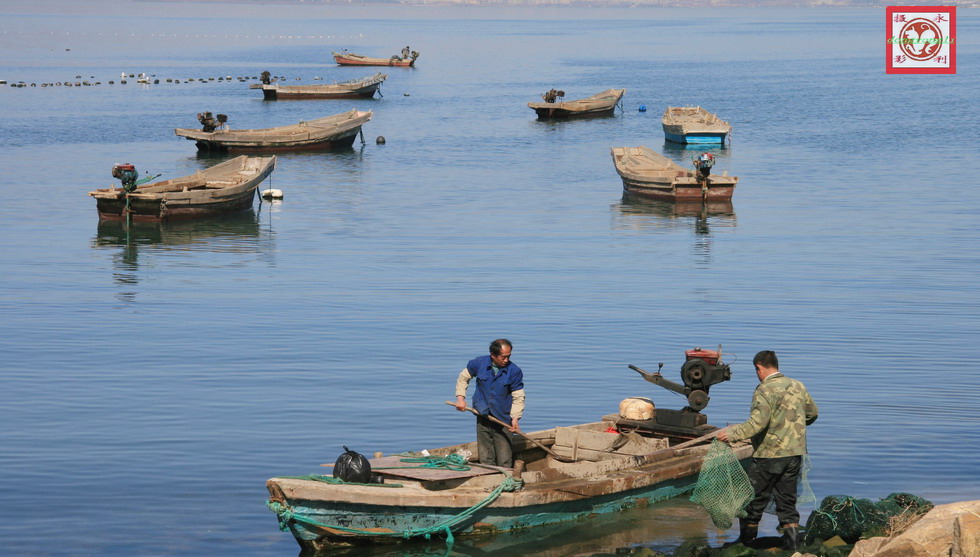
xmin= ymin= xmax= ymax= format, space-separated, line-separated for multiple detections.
xmin=333 ymin=445 xmax=372 ymax=483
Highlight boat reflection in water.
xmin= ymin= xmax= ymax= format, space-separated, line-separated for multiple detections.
xmin=660 ymin=139 xmax=730 ymax=161
xmin=92 ymin=210 xmax=267 ymax=300
xmin=614 ymin=193 xmax=736 ymax=231
xmin=613 ymin=193 xmax=736 ymax=266
xmin=309 ymin=498 xmax=726 ymax=557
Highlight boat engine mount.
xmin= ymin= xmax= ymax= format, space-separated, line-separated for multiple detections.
xmin=111 ymin=163 xmax=139 ymax=193
xmin=623 ymin=346 xmax=732 ymax=437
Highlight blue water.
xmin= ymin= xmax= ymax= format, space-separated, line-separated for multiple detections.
xmin=1 ymin=2 xmax=979 ymax=555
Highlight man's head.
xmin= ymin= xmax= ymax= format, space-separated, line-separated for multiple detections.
xmin=752 ymin=350 xmax=779 ymax=381
xmin=489 ymin=339 xmax=513 ymax=367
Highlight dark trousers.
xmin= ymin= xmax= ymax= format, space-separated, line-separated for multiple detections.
xmin=744 ymin=455 xmax=802 ymax=526
xmin=476 ymin=415 xmax=513 ymax=468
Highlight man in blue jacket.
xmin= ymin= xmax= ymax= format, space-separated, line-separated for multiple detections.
xmin=454 ymin=339 xmax=526 ymax=468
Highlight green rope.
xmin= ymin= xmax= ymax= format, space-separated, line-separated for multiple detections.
xmin=377 ymin=454 xmax=471 ymax=472
xmin=268 ymin=467 xmax=521 ymax=542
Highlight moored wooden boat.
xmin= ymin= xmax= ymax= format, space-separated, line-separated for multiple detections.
xmin=174 ymin=109 xmax=372 ymax=153
xmin=266 ymin=414 xmax=750 ymax=551
xmin=611 ymin=146 xmax=737 ymax=201
xmin=662 ymin=106 xmax=731 ymax=144
xmin=251 ymin=73 xmax=386 ymax=100
xmin=528 ymin=88 xmax=625 ymax=119
xmin=333 ymin=50 xmax=419 ymax=67
xmin=88 ymin=156 xmax=276 ymax=222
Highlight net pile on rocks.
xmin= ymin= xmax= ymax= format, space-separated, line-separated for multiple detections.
xmin=802 ymin=492 xmax=933 ymax=544
xmin=690 ymin=440 xmax=754 ymax=529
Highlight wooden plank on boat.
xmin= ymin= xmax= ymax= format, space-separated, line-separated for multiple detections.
xmin=552 ymin=427 xmax=669 ymax=461
xmin=319 ymin=455 xmax=501 ymax=481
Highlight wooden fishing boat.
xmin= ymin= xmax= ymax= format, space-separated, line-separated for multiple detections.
xmin=88 ymin=156 xmax=275 ymax=222
xmin=661 ymin=106 xmax=731 ymax=144
xmin=174 ymin=109 xmax=372 ymax=153
xmin=266 ymin=412 xmax=750 ymax=551
xmin=611 ymin=146 xmax=737 ymax=201
xmin=333 ymin=51 xmax=418 ymax=67
xmin=251 ymin=73 xmax=386 ymax=100
xmin=528 ymin=88 xmax=625 ymax=119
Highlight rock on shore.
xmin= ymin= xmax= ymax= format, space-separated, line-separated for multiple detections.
xmin=849 ymin=499 xmax=980 ymax=557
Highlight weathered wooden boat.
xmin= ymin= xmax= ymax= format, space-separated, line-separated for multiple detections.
xmin=333 ymin=50 xmax=419 ymax=67
xmin=251 ymin=73 xmax=386 ymax=100
xmin=662 ymin=106 xmax=731 ymax=144
xmin=528 ymin=88 xmax=625 ymax=119
xmin=174 ymin=109 xmax=372 ymax=153
xmin=611 ymin=146 xmax=737 ymax=201
xmin=88 ymin=156 xmax=276 ymax=222
xmin=266 ymin=412 xmax=750 ymax=551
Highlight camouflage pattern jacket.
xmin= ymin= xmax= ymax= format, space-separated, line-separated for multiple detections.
xmin=727 ymin=372 xmax=818 ymax=458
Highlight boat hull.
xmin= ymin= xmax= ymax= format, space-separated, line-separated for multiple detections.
xmin=620 ymin=178 xmax=736 ymax=201
xmin=256 ymin=74 xmax=386 ymax=100
xmin=662 ymin=106 xmax=731 ymax=144
xmin=531 ymin=105 xmax=617 ymax=119
xmin=664 ymin=131 xmax=729 ymax=144
xmin=273 ymin=475 xmax=701 ymax=550
xmin=333 ymin=53 xmax=415 ymax=67
xmin=175 ymin=110 xmax=371 ymax=154
xmin=90 ymin=156 xmax=276 ymax=222
xmin=266 ymin=420 xmax=752 ymax=551
xmin=263 ymin=88 xmax=379 ymax=100
xmin=191 ymin=129 xmax=360 ymax=154
xmin=611 ymin=146 xmax=737 ymax=202
xmin=528 ymin=89 xmax=625 ymax=120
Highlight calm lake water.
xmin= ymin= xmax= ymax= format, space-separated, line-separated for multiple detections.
xmin=1 ymin=1 xmax=978 ymax=555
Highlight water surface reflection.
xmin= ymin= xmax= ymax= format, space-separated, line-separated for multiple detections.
xmin=304 ymin=498 xmax=726 ymax=557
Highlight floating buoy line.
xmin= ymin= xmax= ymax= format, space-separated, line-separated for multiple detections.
xmin=2 ymin=73 xmax=345 ymax=89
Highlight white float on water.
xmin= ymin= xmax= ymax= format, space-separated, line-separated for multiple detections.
xmin=261 ymin=189 xmax=283 ymax=199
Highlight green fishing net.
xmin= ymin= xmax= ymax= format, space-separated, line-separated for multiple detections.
xmin=802 ymin=492 xmax=933 ymax=544
xmin=690 ymin=440 xmax=754 ymax=529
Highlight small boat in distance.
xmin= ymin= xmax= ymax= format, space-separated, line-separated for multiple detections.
xmin=661 ymin=106 xmax=731 ymax=144
xmin=610 ymin=146 xmax=737 ymax=201
xmin=88 ymin=156 xmax=276 ymax=222
xmin=251 ymin=73 xmax=387 ymax=100
xmin=528 ymin=88 xmax=626 ymax=119
xmin=174 ymin=109 xmax=372 ymax=153
xmin=333 ymin=48 xmax=419 ymax=67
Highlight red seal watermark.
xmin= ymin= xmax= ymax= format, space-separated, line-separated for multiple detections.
xmin=886 ymin=6 xmax=956 ymax=74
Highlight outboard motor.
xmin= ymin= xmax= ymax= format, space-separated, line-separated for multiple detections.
xmin=694 ymin=153 xmax=715 ymax=182
xmin=197 ymin=111 xmax=218 ymax=132
xmin=541 ymin=89 xmax=565 ymax=104
xmin=111 ymin=163 xmax=139 ymax=193
xmin=260 ymin=71 xmax=272 ymax=85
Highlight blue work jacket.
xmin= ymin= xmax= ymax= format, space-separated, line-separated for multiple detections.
xmin=466 ymin=355 xmax=524 ymax=423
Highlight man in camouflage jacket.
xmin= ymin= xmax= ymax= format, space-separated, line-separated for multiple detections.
xmin=718 ymin=350 xmax=818 ymax=550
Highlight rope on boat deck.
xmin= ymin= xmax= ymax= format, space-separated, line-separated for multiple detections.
xmin=374 ymin=453 xmax=471 ymax=472
xmin=267 ymin=461 xmax=522 ymax=544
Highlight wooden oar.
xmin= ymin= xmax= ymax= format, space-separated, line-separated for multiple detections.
xmin=444 ymin=401 xmax=577 ymax=462
xmin=630 ymin=428 xmax=726 ymax=468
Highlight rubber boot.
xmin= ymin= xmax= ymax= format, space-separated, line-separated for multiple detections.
xmin=723 ymin=520 xmax=758 ymax=547
xmin=781 ymin=523 xmax=800 ymax=551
